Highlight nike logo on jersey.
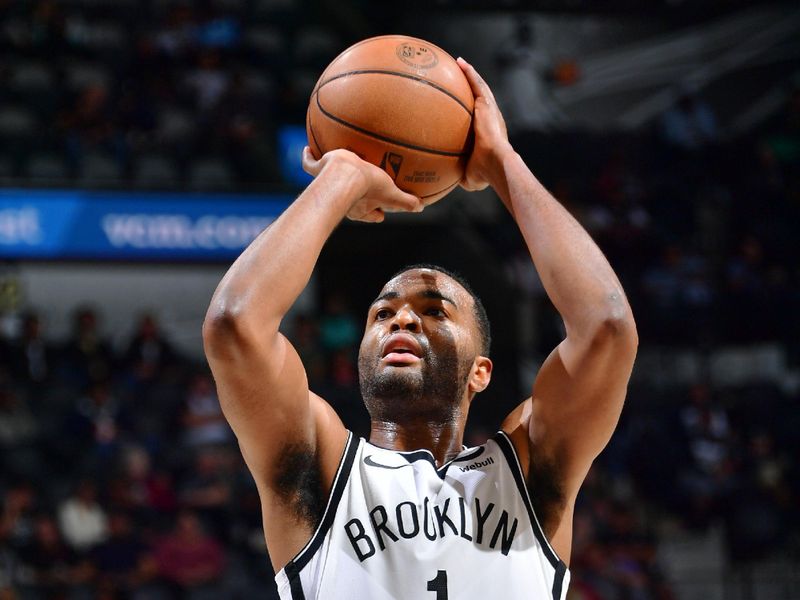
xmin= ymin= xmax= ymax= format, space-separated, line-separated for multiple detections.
xmin=364 ymin=455 xmax=414 ymax=470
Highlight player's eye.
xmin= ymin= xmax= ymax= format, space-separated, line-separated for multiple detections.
xmin=425 ymin=307 xmax=446 ymax=318
xmin=375 ymin=308 xmax=392 ymax=320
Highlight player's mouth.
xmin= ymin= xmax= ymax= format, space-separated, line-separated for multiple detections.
xmin=381 ymin=334 xmax=423 ymax=365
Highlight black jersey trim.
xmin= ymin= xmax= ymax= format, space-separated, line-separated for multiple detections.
xmin=552 ymin=560 xmax=567 ymax=600
xmin=493 ymin=431 xmax=564 ymax=570
xmin=452 ymin=445 xmax=485 ymax=462
xmin=363 ymin=440 xmax=477 ymax=480
xmin=288 ymin=431 xmax=359 ymax=575
xmin=284 ymin=561 xmax=306 ymax=600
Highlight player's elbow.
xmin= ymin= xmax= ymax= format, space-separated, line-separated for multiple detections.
xmin=202 ymin=301 xmax=270 ymax=359
xmin=596 ymin=298 xmax=638 ymax=352
xmin=202 ymin=306 xmax=240 ymax=359
xmin=581 ymin=289 xmax=637 ymax=346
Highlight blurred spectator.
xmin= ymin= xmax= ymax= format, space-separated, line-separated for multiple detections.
xmin=179 ymin=450 xmax=233 ymax=539
xmin=154 ymin=511 xmax=226 ymax=599
xmin=678 ymin=384 xmax=736 ymax=529
xmin=181 ymin=372 xmax=232 ymax=448
xmin=290 ymin=314 xmax=326 ymax=389
xmin=61 ymin=308 xmax=114 ymax=387
xmin=154 ymin=5 xmax=197 ymax=59
xmin=184 ymin=49 xmax=230 ymax=113
xmin=724 ymin=431 xmax=791 ymax=562
xmin=639 ymin=244 xmax=714 ymax=344
xmin=495 ymin=21 xmax=565 ymax=132
xmin=328 ymin=347 xmax=357 ymax=390
xmin=0 ymin=388 xmax=41 ymax=483
xmin=319 ymin=292 xmax=358 ymax=353
xmin=28 ymin=0 xmax=68 ymax=56
xmin=115 ymin=445 xmax=178 ymax=519
xmin=660 ymin=90 xmax=720 ymax=150
xmin=758 ymin=86 xmax=800 ymax=181
xmin=14 ymin=514 xmax=93 ymax=598
xmin=599 ymin=500 xmax=665 ymax=599
xmin=212 ymin=72 xmax=280 ymax=182
xmin=9 ymin=312 xmax=55 ymax=388
xmin=115 ymin=82 xmax=159 ymax=150
xmin=89 ymin=511 xmax=159 ymax=595
xmin=195 ymin=9 xmax=241 ymax=50
xmin=0 ymin=482 xmax=38 ymax=550
xmin=585 ymin=148 xmax=653 ymax=276
xmin=58 ymin=480 xmax=108 ymax=552
xmin=68 ymin=380 xmax=129 ymax=467
xmin=124 ymin=314 xmax=177 ymax=385
xmin=60 ymin=84 xmax=128 ymax=177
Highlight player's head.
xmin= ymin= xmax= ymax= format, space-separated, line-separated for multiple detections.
xmin=357 ymin=264 xmax=493 ymax=425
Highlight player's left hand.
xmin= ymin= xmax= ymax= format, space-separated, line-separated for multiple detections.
xmin=456 ymin=58 xmax=515 ymax=192
xmin=302 ymin=146 xmax=423 ymax=222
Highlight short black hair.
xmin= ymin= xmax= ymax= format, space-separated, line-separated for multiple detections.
xmin=389 ymin=263 xmax=491 ymax=356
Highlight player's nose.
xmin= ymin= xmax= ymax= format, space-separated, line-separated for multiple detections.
xmin=390 ymin=306 xmax=420 ymax=332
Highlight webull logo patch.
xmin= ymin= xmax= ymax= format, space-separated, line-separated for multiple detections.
xmin=459 ymin=456 xmax=495 ymax=473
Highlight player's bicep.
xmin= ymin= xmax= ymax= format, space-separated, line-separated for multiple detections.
xmin=207 ymin=331 xmax=343 ymax=482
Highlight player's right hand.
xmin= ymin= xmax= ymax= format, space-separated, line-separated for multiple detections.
xmin=302 ymin=147 xmax=423 ymax=223
xmin=456 ymin=58 xmax=515 ymax=192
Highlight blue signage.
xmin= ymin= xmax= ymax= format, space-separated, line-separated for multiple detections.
xmin=0 ymin=189 xmax=293 ymax=261
xmin=278 ymin=125 xmax=314 ymax=187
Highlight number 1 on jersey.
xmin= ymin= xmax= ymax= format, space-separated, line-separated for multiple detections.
xmin=427 ymin=570 xmax=448 ymax=600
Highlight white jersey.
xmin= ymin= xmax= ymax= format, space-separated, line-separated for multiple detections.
xmin=275 ymin=431 xmax=570 ymax=600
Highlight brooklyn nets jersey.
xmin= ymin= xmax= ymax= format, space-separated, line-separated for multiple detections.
xmin=275 ymin=431 xmax=570 ymax=600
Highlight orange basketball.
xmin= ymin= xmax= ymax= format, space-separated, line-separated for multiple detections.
xmin=306 ymin=35 xmax=474 ymax=205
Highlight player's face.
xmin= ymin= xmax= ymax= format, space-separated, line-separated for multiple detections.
xmin=358 ymin=269 xmax=481 ymax=422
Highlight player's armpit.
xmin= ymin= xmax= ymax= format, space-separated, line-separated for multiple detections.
xmin=503 ymin=317 xmax=637 ymax=562
xmin=203 ymin=323 xmax=348 ymax=569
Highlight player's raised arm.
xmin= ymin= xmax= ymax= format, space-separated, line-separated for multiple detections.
xmin=457 ymin=58 xmax=638 ymax=563
xmin=202 ymin=148 xmax=421 ymax=568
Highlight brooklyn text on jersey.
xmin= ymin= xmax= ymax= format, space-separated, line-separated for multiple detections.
xmin=275 ymin=432 xmax=570 ymax=600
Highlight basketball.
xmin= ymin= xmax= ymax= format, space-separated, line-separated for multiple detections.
xmin=306 ymin=35 xmax=475 ymax=205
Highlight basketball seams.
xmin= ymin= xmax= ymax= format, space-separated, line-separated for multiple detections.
xmin=314 ymin=92 xmax=468 ymax=158
xmin=421 ymin=178 xmax=460 ymax=201
xmin=309 ymin=95 xmax=464 ymax=199
xmin=306 ymin=110 xmax=322 ymax=158
xmin=307 ymin=35 xmax=470 ymax=204
xmin=318 ymin=70 xmax=473 ymax=117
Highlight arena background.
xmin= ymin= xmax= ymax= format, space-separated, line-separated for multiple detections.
xmin=0 ymin=0 xmax=798 ymax=598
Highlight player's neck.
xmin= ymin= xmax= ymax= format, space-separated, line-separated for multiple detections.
xmin=368 ymin=419 xmax=466 ymax=467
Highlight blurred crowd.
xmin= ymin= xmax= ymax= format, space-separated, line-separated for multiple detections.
xmin=0 ymin=1 xmax=798 ymax=599
xmin=0 ymin=309 xmax=266 ymax=599
xmin=498 ymin=84 xmax=800 ymax=354
xmin=0 ymin=295 xmax=797 ymax=599
xmin=0 ymin=0 xmax=344 ymax=187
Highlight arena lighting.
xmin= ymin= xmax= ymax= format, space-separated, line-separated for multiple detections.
xmin=0 ymin=189 xmax=292 ymax=261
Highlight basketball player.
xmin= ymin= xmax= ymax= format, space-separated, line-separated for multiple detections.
xmin=203 ymin=58 xmax=637 ymax=599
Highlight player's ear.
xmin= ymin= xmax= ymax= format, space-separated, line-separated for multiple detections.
xmin=468 ymin=356 xmax=492 ymax=394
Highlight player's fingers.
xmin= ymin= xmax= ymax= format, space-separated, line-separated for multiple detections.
xmin=459 ymin=177 xmax=488 ymax=192
xmin=383 ymin=189 xmax=423 ymax=213
xmin=365 ymin=209 xmax=385 ymax=223
xmin=301 ymin=146 xmax=321 ymax=176
xmin=348 ymin=208 xmax=384 ymax=223
xmin=456 ymin=57 xmax=497 ymax=104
